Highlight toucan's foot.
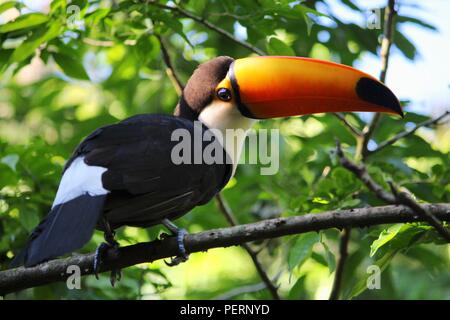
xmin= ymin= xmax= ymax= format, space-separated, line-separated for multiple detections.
xmin=93 ymin=240 xmax=122 ymax=287
xmin=93 ymin=242 xmax=108 ymax=277
xmin=161 ymin=219 xmax=189 ymax=267
xmin=110 ymin=267 xmax=122 ymax=287
xmin=164 ymin=228 xmax=189 ymax=266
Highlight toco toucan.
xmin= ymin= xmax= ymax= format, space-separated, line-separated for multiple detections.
xmin=12 ymin=56 xmax=402 ymax=280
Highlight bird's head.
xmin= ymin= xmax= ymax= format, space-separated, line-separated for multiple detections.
xmin=175 ymin=55 xmax=402 ymax=125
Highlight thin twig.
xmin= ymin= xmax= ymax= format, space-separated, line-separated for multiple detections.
xmin=336 ymin=140 xmax=396 ymax=203
xmin=213 ymin=282 xmax=267 ymax=300
xmin=360 ymin=0 xmax=397 ymax=159
xmin=388 ymin=182 xmax=450 ymax=242
xmin=215 ymin=194 xmax=281 ymax=300
xmin=367 ymin=111 xmax=450 ymax=157
xmin=146 ymin=1 xmax=266 ymax=55
xmin=378 ymin=0 xmax=397 ymax=84
xmin=329 ymin=227 xmax=351 ymax=300
xmin=333 ymin=113 xmax=363 ymax=137
xmin=156 ymin=35 xmax=184 ymax=94
xmin=2 ymin=204 xmax=449 ymax=295
xmin=336 ymin=140 xmax=450 ymax=242
xmin=82 ymin=38 xmax=115 ymax=47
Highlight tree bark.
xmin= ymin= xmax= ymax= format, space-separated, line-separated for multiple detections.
xmin=1 ymin=203 xmax=449 ymax=295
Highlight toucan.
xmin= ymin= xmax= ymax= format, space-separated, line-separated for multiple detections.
xmin=12 ymin=56 xmax=402 ymax=279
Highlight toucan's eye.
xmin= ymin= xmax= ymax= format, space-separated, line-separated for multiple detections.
xmin=217 ymin=88 xmax=232 ymax=101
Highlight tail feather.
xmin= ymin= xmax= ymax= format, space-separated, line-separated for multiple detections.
xmin=11 ymin=193 xmax=106 ymax=267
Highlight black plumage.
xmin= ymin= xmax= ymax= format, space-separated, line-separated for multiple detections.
xmin=13 ymin=114 xmax=232 ymax=267
xmin=13 ymin=194 xmax=107 ymax=267
xmin=81 ymin=114 xmax=232 ymax=229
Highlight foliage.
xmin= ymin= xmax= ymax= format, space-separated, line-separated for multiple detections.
xmin=0 ymin=0 xmax=449 ymax=300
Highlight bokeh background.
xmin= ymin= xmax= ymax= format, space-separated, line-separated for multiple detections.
xmin=0 ymin=0 xmax=449 ymax=299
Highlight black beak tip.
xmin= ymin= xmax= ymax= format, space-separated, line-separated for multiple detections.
xmin=356 ymin=77 xmax=403 ymax=118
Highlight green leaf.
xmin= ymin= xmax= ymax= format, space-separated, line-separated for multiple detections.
xmin=394 ymin=30 xmax=417 ymax=60
xmin=11 ymin=22 xmax=61 ymax=62
xmin=406 ymin=246 xmax=448 ymax=275
xmin=288 ymin=232 xmax=319 ymax=271
xmin=370 ymin=223 xmax=438 ymax=258
xmin=266 ymin=37 xmax=295 ymax=56
xmin=85 ymin=8 xmax=110 ymax=26
xmin=134 ymin=35 xmax=159 ymax=64
xmin=0 ymin=13 xmax=49 ymax=33
xmin=370 ymin=224 xmax=404 ymax=257
xmin=189 ymin=0 xmax=208 ymax=14
xmin=321 ymin=239 xmax=336 ymax=273
xmin=397 ymin=16 xmax=437 ymax=31
xmin=331 ymin=167 xmax=360 ymax=196
xmin=1 ymin=154 xmax=19 ymax=171
xmin=0 ymin=1 xmax=21 ymax=15
xmin=50 ymin=0 xmax=66 ymax=13
xmin=53 ymin=53 xmax=89 ymax=80
xmin=294 ymin=4 xmax=329 ymax=18
xmin=163 ymin=18 xmax=193 ymax=48
xmin=288 ymin=275 xmax=307 ymax=299
xmin=17 ymin=206 xmax=40 ymax=232
xmin=0 ymin=49 xmax=13 ymax=71
xmin=339 ymin=0 xmax=361 ymax=12
xmin=338 ymin=198 xmax=361 ymax=209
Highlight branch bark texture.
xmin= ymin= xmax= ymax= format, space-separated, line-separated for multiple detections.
xmin=1 ymin=204 xmax=449 ymax=296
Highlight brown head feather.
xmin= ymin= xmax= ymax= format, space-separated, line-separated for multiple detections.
xmin=174 ymin=56 xmax=234 ymax=120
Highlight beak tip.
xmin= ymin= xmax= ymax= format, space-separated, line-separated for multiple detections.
xmin=356 ymin=77 xmax=403 ymax=118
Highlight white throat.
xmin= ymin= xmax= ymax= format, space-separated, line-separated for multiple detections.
xmin=198 ymin=101 xmax=256 ymax=174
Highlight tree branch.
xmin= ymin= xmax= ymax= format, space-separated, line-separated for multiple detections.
xmin=366 ymin=111 xmax=450 ymax=157
xmin=146 ymin=1 xmax=266 ymax=55
xmin=329 ymin=227 xmax=351 ymax=300
xmin=336 ymin=141 xmax=450 ymax=242
xmin=1 ymin=204 xmax=449 ymax=296
xmin=360 ymin=0 xmax=397 ymax=160
xmin=215 ymin=194 xmax=280 ymax=300
xmin=82 ymin=38 xmax=115 ymax=47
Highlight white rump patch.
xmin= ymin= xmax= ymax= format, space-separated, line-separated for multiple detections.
xmin=52 ymin=157 xmax=109 ymax=208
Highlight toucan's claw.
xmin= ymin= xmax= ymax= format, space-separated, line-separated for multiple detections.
xmin=164 ymin=228 xmax=189 ymax=266
xmin=93 ymin=242 xmax=110 ymax=279
xmin=110 ymin=268 xmax=122 ymax=287
xmin=93 ymin=240 xmax=122 ymax=286
xmin=164 ymin=255 xmax=188 ymax=267
xmin=161 ymin=219 xmax=189 ymax=267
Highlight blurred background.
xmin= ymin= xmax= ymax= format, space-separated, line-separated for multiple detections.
xmin=0 ymin=0 xmax=449 ymax=299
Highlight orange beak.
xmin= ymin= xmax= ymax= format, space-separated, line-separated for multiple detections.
xmin=222 ymin=56 xmax=402 ymax=119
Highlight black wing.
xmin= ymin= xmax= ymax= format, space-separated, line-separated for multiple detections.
xmin=68 ymin=114 xmax=232 ymax=229
xmin=13 ymin=114 xmax=231 ymax=267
